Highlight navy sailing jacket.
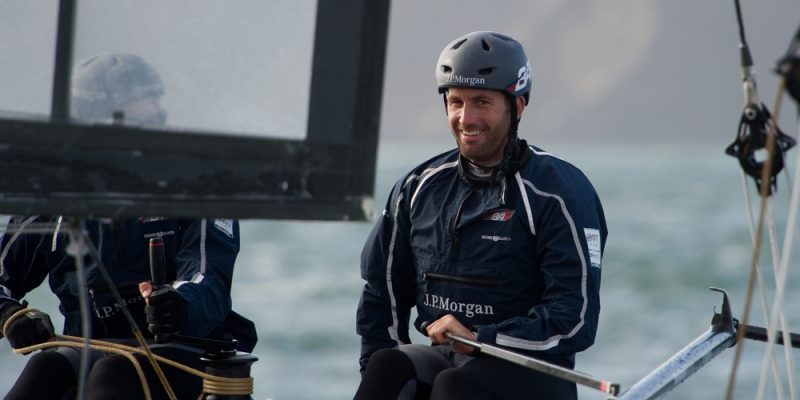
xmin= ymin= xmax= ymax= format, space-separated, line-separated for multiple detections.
xmin=357 ymin=145 xmax=607 ymax=371
xmin=0 ymin=217 xmax=257 ymax=352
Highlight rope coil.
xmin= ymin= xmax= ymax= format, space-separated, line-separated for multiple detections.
xmin=3 ymin=307 xmax=254 ymax=400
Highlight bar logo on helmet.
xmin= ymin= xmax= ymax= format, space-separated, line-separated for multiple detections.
xmin=446 ymin=74 xmax=486 ymax=86
xmin=514 ymin=61 xmax=532 ymax=93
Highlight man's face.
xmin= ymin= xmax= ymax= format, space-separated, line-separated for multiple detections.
xmin=121 ymin=96 xmax=167 ymax=127
xmin=446 ymin=87 xmax=524 ymax=166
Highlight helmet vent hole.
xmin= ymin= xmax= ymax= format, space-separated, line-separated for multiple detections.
xmin=477 ymin=67 xmax=494 ymax=75
xmin=451 ymin=38 xmax=468 ymax=50
xmin=441 ymin=66 xmax=453 ymax=73
xmin=481 ymin=39 xmax=491 ymax=51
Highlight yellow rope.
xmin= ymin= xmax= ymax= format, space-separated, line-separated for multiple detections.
xmin=3 ymin=308 xmax=253 ymax=398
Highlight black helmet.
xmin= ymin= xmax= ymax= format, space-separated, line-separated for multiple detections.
xmin=71 ymin=53 xmax=165 ymax=122
xmin=436 ymin=31 xmax=532 ymax=104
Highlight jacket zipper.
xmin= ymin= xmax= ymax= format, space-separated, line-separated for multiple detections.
xmin=452 ymin=191 xmax=472 ymax=248
xmin=423 ymin=272 xmax=498 ymax=287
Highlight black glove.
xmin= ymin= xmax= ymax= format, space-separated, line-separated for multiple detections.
xmin=0 ymin=301 xmax=55 ymax=350
xmin=145 ymin=286 xmax=186 ymax=337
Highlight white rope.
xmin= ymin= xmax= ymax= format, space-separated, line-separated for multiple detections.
xmin=0 ymin=216 xmax=39 ymax=275
xmin=755 ymin=205 xmax=787 ymax=400
xmin=740 ymin=178 xmax=786 ymax=400
xmin=756 ymin=122 xmax=800 ymax=400
xmin=738 ymin=159 xmax=797 ymax=400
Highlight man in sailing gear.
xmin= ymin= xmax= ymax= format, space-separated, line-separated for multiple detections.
xmin=355 ymin=31 xmax=607 ymax=400
xmin=0 ymin=54 xmax=257 ymax=400
xmin=0 ymin=219 xmax=258 ymax=400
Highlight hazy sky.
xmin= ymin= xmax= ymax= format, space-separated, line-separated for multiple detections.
xmin=1 ymin=0 xmax=798 ymax=148
xmin=381 ymin=0 xmax=799 ymax=148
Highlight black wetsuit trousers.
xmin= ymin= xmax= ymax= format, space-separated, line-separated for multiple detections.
xmin=354 ymin=345 xmax=577 ymax=400
xmin=4 ymin=346 xmax=203 ymax=400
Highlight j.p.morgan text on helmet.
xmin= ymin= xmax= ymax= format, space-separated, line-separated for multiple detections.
xmin=445 ymin=75 xmax=486 ymax=86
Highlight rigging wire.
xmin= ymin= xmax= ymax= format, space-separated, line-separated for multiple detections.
xmin=757 ymin=112 xmax=800 ymax=400
xmin=728 ymin=81 xmax=793 ymax=400
xmin=728 ymin=45 xmax=798 ymax=400
xmin=761 ymin=204 xmax=789 ymax=400
xmin=725 ymin=1 xmax=795 ymax=398
xmin=65 ymin=218 xmax=92 ymax=400
xmin=738 ymin=173 xmax=790 ymax=400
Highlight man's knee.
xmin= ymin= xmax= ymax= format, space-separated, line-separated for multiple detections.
xmin=355 ymin=348 xmax=418 ymax=400
xmin=5 ymin=351 xmax=75 ymax=400
xmin=430 ymin=368 xmax=476 ymax=400
xmin=27 ymin=350 xmax=73 ymax=371
xmin=90 ymin=355 xmax=136 ymax=379
xmin=368 ymin=348 xmax=415 ymax=374
xmin=86 ymin=355 xmax=143 ymax=400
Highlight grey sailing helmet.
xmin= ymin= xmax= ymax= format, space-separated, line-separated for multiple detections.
xmin=435 ymin=31 xmax=532 ymax=104
xmin=71 ymin=53 xmax=165 ymax=121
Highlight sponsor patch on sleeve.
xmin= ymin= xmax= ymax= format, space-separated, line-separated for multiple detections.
xmin=214 ymin=219 xmax=235 ymax=238
xmin=584 ymin=228 xmax=601 ymax=268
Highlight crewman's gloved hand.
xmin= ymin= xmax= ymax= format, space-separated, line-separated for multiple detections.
xmin=145 ymin=286 xmax=186 ymax=337
xmin=0 ymin=301 xmax=55 ymax=350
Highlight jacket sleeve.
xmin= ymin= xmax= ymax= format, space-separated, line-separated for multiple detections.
xmin=356 ymin=177 xmax=418 ymax=372
xmin=171 ymin=218 xmax=240 ymax=338
xmin=0 ymin=216 xmax=58 ymax=307
xmin=477 ymin=180 xmax=607 ymax=360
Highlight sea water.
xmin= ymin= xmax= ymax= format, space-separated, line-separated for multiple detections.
xmin=1 ymin=142 xmax=798 ymax=399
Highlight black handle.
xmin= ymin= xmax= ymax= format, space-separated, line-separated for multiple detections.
xmin=148 ymin=237 xmax=168 ymax=343
xmin=148 ymin=237 xmax=166 ymax=286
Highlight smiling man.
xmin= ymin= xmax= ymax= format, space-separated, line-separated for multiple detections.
xmin=355 ymin=31 xmax=608 ymax=399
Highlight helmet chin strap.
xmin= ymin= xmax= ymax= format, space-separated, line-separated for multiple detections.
xmin=495 ymin=98 xmax=521 ymax=181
